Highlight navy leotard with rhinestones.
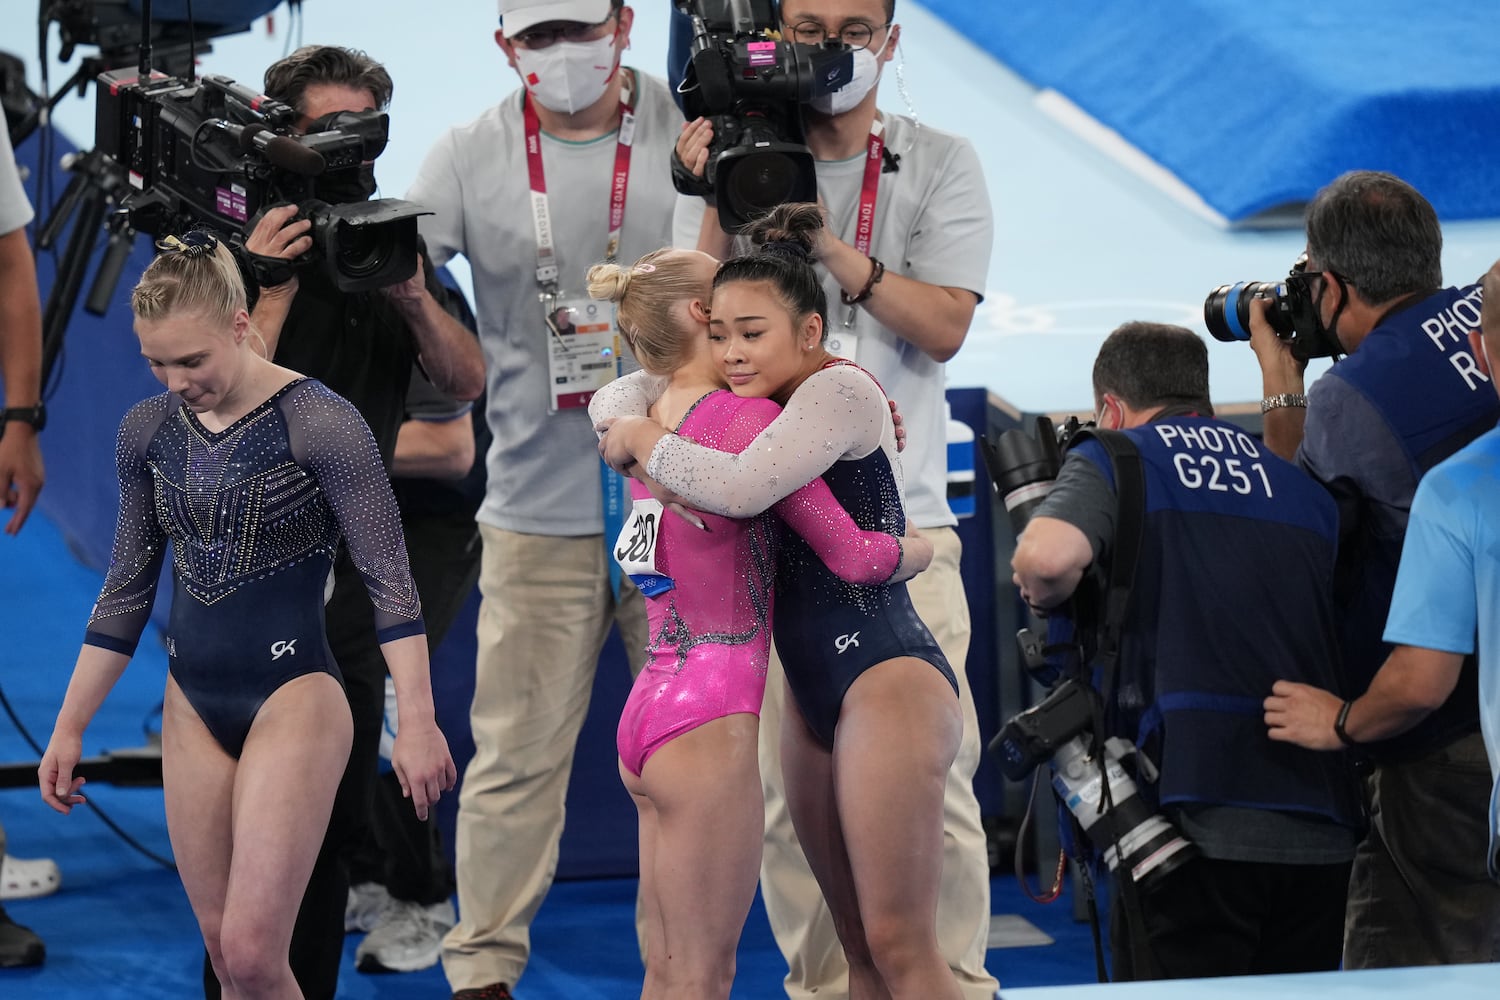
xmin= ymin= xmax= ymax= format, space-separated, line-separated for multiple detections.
xmin=83 ymin=378 xmax=424 ymax=757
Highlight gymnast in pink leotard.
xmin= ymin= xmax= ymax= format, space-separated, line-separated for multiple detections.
xmin=587 ymin=249 xmax=930 ymax=999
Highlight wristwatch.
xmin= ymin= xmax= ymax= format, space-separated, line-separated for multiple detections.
xmin=2 ymin=404 xmax=46 ymax=432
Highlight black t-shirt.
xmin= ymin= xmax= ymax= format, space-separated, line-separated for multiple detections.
xmin=265 ymin=247 xmax=449 ymax=469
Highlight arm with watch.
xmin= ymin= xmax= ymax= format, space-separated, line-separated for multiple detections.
xmin=0 ymin=220 xmax=45 ymax=536
xmin=1264 ymin=645 xmax=1464 ymax=751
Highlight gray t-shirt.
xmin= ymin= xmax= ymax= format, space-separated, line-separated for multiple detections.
xmin=409 ymin=70 xmax=680 ymax=535
xmin=674 ymin=113 xmax=993 ymax=528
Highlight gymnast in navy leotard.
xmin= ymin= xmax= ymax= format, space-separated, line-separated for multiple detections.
xmin=39 ymin=234 xmax=456 ymax=995
xmin=597 ymin=205 xmax=966 ymax=998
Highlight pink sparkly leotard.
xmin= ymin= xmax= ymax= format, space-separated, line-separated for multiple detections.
xmin=615 ymin=389 xmax=902 ymax=776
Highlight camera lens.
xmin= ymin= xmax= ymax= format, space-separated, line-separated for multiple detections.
xmin=333 ymin=219 xmax=392 ymax=281
xmin=1205 ymin=281 xmax=1269 ymax=343
xmin=723 ymin=152 xmax=802 ymax=221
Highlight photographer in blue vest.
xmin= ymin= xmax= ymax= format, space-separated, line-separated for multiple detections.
xmin=1012 ymin=322 xmax=1362 ymax=980
xmin=1248 ymin=171 xmax=1500 ymax=967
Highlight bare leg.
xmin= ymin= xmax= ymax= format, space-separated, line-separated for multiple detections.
xmin=779 ymin=682 xmax=886 ymax=999
xmin=160 ymin=677 xmax=239 ymax=992
xmin=637 ymin=713 xmax=763 ymax=1000
xmin=837 ymin=659 xmax=962 ymax=1000
xmin=622 ymin=757 xmax=665 ymax=1000
xmin=219 ymin=672 xmax=353 ymax=999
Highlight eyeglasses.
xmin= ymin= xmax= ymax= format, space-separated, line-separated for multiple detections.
xmin=511 ymin=12 xmax=619 ymax=50
xmin=785 ymin=19 xmax=891 ymax=50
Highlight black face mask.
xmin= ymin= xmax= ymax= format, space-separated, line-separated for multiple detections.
xmin=314 ymin=162 xmax=378 ymax=204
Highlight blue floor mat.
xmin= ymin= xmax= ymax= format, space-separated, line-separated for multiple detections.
xmin=924 ymin=0 xmax=1500 ymax=223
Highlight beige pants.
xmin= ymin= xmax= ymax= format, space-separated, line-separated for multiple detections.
xmin=759 ymin=526 xmax=999 ymax=999
xmin=441 ymin=526 xmax=646 ymax=991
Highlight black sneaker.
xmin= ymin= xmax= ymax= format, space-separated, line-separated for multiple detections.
xmin=0 ymin=905 xmax=44 ymax=968
xmin=452 ymin=983 xmax=514 ymax=1000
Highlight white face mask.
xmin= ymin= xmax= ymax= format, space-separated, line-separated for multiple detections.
xmin=808 ymin=35 xmax=890 ymax=117
xmin=513 ymin=33 xmax=619 ymax=115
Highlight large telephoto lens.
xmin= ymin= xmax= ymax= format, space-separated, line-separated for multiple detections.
xmin=1204 ymin=281 xmax=1283 ymax=343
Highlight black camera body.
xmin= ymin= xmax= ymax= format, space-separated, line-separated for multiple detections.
xmin=1204 ymin=255 xmax=1342 ymax=361
xmin=94 ymin=67 xmax=428 ymax=292
xmin=672 ymin=0 xmax=852 ymax=231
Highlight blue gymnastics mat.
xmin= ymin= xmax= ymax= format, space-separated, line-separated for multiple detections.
xmin=922 ymin=0 xmax=1500 ymax=225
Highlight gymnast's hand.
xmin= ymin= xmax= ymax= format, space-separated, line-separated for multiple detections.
xmin=595 ymin=415 xmax=667 ymax=475
xmin=392 ymin=722 xmax=457 ymax=821
xmin=38 ymin=730 xmax=88 ymax=815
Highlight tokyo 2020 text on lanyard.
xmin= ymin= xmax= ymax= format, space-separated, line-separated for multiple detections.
xmin=830 ymin=117 xmax=886 ymax=361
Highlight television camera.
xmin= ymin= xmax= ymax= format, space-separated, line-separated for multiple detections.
xmin=671 ymin=0 xmax=852 ymax=230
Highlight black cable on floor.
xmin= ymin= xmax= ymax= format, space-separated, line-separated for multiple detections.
xmin=0 ymin=680 xmax=177 ymax=872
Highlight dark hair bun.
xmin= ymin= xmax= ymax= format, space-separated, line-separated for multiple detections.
xmin=749 ymin=203 xmax=823 ymax=262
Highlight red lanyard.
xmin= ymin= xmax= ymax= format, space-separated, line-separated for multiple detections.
xmin=522 ymin=80 xmax=636 ymax=290
xmin=851 ymin=118 xmax=885 ymax=258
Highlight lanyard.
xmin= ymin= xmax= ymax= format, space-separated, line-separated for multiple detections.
xmin=851 ymin=117 xmax=884 ymax=257
xmin=522 ymin=78 xmax=637 ymax=296
xmin=844 ymin=117 xmax=884 ymax=328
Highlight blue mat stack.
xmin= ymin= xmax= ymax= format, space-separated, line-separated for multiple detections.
xmin=922 ymin=0 xmax=1500 ymax=223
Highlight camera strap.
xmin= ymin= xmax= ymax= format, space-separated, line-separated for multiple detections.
xmin=1070 ymin=426 xmax=1161 ymax=980
xmin=1071 ymin=427 xmax=1145 ymax=710
xmin=522 ymin=70 xmax=637 ymax=294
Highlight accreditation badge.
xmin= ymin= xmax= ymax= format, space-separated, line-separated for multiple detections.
xmin=546 ymin=294 xmax=621 ymax=411
xmin=826 ymin=329 xmax=859 ymax=362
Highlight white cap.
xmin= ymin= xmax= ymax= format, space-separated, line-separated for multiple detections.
xmin=498 ymin=0 xmax=614 ymax=38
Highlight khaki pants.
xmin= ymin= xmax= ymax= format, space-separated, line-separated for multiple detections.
xmin=759 ymin=526 xmax=999 ymax=999
xmin=441 ymin=526 xmax=646 ymax=991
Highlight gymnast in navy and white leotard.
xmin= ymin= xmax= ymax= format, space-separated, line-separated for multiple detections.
xmin=643 ymin=359 xmax=957 ymax=748
xmin=83 ymin=378 xmax=424 ymax=758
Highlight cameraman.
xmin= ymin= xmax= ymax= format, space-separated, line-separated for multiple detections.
xmin=673 ymin=2 xmax=997 ymax=995
xmin=1248 ymin=171 xmax=1500 ymax=967
xmin=209 ymin=45 xmax=483 ymax=1000
xmin=1011 ymin=323 xmax=1362 ymax=980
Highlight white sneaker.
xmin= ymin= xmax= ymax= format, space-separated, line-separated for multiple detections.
xmin=344 ymin=881 xmax=394 ymax=934
xmin=355 ymin=898 xmax=456 ymax=974
xmin=0 ymin=855 xmax=61 ymax=901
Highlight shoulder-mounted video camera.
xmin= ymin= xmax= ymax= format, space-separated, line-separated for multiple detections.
xmin=672 ymin=0 xmax=852 ymax=231
xmin=95 ymin=66 xmax=428 ymax=292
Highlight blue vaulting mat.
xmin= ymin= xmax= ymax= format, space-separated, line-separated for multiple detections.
xmin=922 ymin=0 xmax=1500 ymax=223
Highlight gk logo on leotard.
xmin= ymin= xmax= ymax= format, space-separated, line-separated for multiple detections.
xmin=270 ymin=639 xmax=298 ymax=660
xmin=835 ymin=632 xmax=861 ymax=654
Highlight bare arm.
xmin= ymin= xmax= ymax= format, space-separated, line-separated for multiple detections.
xmin=1011 ymin=516 xmax=1094 ymax=611
xmin=379 ymin=633 xmax=457 ymax=821
xmin=816 ymin=228 xmax=979 ymax=363
xmin=242 ymin=204 xmax=311 ymax=357
xmin=0 ymin=225 xmax=44 ymax=533
xmin=392 ymin=414 xmax=474 ymax=480
xmin=1264 ymin=645 xmax=1465 ymax=750
xmin=1248 ymin=295 xmax=1308 ymax=462
xmin=382 ymin=257 xmax=486 ymax=401
xmin=39 ymin=645 xmax=132 ymax=813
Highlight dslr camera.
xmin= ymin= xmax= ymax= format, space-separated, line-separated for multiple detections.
xmin=94 ymin=67 xmax=428 ymax=292
xmin=980 ymin=418 xmax=1198 ymax=889
xmin=1204 ymin=254 xmax=1342 ymax=361
xmin=672 ymin=0 xmax=853 ymax=230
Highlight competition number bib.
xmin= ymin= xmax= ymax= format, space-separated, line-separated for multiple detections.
xmin=613 ymin=497 xmax=674 ymax=597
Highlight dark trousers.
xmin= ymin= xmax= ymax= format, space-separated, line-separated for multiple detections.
xmin=347 ymin=511 xmax=480 ymax=905
xmin=1344 ymin=731 xmax=1500 ymax=968
xmin=1109 ymin=855 xmax=1350 ymax=981
xmin=205 ymin=551 xmax=386 ymax=1000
